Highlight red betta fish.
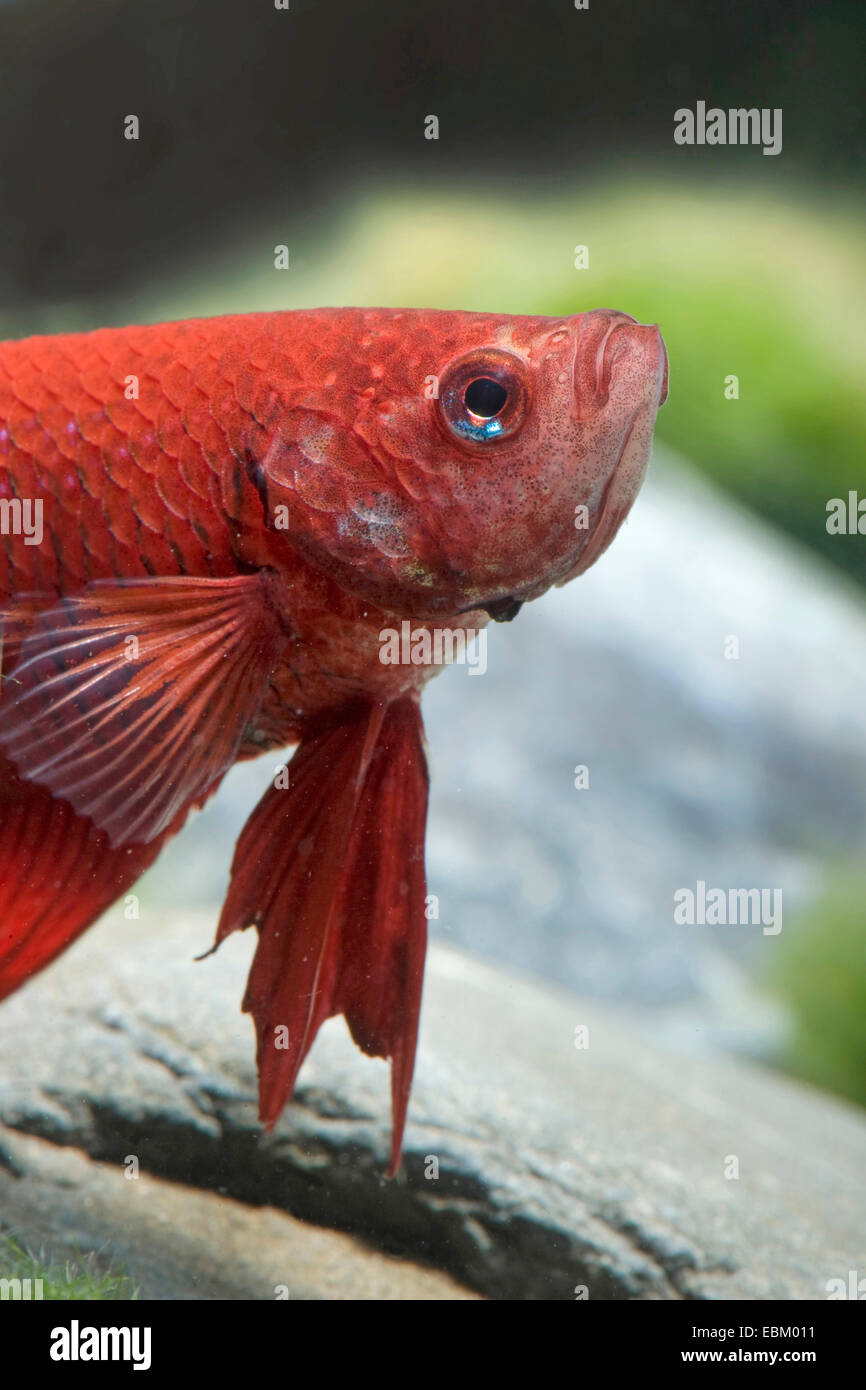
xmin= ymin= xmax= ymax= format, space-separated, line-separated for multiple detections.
xmin=0 ymin=307 xmax=667 ymax=1173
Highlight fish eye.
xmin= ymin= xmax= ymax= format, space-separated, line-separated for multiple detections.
xmin=463 ymin=377 xmax=507 ymax=418
xmin=437 ymin=348 xmax=530 ymax=445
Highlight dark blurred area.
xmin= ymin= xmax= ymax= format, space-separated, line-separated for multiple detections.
xmin=0 ymin=0 xmax=861 ymax=307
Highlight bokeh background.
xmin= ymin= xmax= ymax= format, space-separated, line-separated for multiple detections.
xmin=1 ymin=0 xmax=864 ymax=1107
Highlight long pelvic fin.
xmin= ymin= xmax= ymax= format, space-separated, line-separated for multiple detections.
xmin=215 ymin=697 xmax=430 ymax=1175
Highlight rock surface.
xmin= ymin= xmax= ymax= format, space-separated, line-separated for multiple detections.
xmin=138 ymin=451 xmax=866 ymax=1055
xmin=1 ymin=912 xmax=863 ymax=1300
xmin=0 ymin=1129 xmax=476 ymax=1301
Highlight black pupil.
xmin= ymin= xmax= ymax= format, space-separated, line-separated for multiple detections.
xmin=464 ymin=377 xmax=507 ymax=418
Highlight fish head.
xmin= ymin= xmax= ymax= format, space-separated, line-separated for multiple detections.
xmin=262 ymin=307 xmax=667 ymax=619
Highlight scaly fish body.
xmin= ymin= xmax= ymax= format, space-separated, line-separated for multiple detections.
xmin=0 ymin=306 xmax=667 ymax=1171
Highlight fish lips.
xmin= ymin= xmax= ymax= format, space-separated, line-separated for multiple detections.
xmin=574 ymin=312 xmax=668 ymax=416
xmin=557 ymin=321 xmax=667 ymax=584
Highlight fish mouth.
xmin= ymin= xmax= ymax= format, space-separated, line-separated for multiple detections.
xmin=575 ymin=312 xmax=668 ymax=415
xmin=557 ymin=320 xmax=667 ymax=585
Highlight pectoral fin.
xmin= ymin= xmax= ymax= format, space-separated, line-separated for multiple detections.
xmin=0 ymin=574 xmax=286 ymax=847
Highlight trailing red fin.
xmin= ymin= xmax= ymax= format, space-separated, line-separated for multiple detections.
xmin=215 ymin=697 xmax=429 ymax=1175
xmin=0 ymin=755 xmax=185 ymax=1000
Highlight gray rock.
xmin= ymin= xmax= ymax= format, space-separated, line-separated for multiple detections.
xmin=135 ymin=449 xmax=866 ymax=1057
xmin=0 ymin=1129 xmax=477 ymax=1301
xmin=1 ymin=913 xmax=863 ymax=1299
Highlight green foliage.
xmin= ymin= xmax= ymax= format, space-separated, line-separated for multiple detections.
xmin=766 ymin=873 xmax=866 ymax=1109
xmin=0 ymin=1233 xmax=137 ymax=1300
